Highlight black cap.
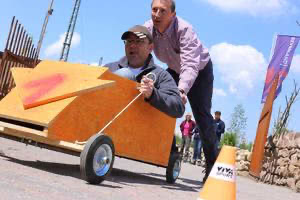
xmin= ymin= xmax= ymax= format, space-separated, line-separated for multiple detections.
xmin=121 ymin=25 xmax=153 ymax=42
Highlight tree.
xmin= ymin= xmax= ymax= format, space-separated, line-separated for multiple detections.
xmin=272 ymin=81 xmax=299 ymax=137
xmin=220 ymin=132 xmax=238 ymax=147
xmin=227 ymin=104 xmax=247 ymax=145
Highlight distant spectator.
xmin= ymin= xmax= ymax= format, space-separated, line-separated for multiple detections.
xmin=191 ymin=125 xmax=202 ymax=165
xmin=180 ymin=113 xmax=196 ymax=160
xmin=214 ymin=111 xmax=225 ymax=148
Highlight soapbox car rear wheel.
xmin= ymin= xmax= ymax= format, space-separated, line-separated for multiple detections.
xmin=166 ymin=152 xmax=181 ymax=183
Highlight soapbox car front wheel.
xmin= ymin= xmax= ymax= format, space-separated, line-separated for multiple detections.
xmin=166 ymin=152 xmax=181 ymax=183
xmin=80 ymin=134 xmax=115 ymax=184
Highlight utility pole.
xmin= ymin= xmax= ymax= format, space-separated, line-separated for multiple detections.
xmin=36 ymin=0 xmax=54 ymax=59
xmin=98 ymin=57 xmax=103 ymax=66
xmin=60 ymin=0 xmax=81 ymax=62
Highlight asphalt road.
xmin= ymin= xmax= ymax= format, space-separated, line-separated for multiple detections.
xmin=0 ymin=137 xmax=299 ymax=200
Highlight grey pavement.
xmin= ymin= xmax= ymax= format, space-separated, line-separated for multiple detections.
xmin=0 ymin=137 xmax=299 ymax=200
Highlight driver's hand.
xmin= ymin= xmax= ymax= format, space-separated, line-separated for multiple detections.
xmin=138 ymin=76 xmax=154 ymax=99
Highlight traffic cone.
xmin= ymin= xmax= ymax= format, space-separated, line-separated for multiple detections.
xmin=198 ymin=145 xmax=236 ymax=200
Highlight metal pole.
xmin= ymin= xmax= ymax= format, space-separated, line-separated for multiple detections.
xmin=60 ymin=0 xmax=81 ymax=62
xmin=36 ymin=0 xmax=54 ymax=59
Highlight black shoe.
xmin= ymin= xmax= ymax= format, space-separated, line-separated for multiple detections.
xmin=202 ymin=165 xmax=212 ymax=184
xmin=202 ymin=172 xmax=209 ymax=183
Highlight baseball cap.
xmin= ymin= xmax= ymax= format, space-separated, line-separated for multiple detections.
xmin=121 ymin=25 xmax=153 ymax=42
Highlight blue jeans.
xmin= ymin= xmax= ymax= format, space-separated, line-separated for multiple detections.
xmin=193 ymin=139 xmax=202 ymax=160
xmin=114 ymin=68 xmax=136 ymax=81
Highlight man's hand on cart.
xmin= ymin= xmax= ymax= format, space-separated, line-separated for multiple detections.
xmin=138 ymin=75 xmax=154 ymax=99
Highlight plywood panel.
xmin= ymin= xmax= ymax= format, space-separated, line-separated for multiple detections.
xmin=0 ymin=88 xmax=75 ymax=126
xmin=0 ymin=60 xmax=113 ymax=126
xmin=0 ymin=121 xmax=83 ymax=152
xmin=48 ymin=71 xmax=176 ymax=166
xmin=11 ymin=62 xmax=114 ymax=109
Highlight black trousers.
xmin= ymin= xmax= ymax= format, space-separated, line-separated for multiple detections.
xmin=167 ymin=60 xmax=218 ymax=168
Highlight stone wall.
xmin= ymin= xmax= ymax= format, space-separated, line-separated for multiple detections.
xmin=236 ymin=149 xmax=251 ymax=177
xmin=236 ymin=132 xmax=300 ymax=192
xmin=260 ymin=132 xmax=300 ymax=192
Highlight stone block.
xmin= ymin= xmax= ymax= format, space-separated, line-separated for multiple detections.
xmin=291 ymin=153 xmax=300 ymax=167
xmin=238 ymin=171 xmax=249 ymax=177
xmin=278 ymin=166 xmax=289 ymax=177
xmin=278 ymin=148 xmax=289 ymax=158
xmin=287 ymin=178 xmax=297 ymax=192
xmin=296 ymin=180 xmax=300 ymax=192
xmin=246 ymin=152 xmax=252 ymax=162
xmin=288 ymin=165 xmax=300 ymax=177
xmin=277 ymin=157 xmax=289 ymax=167
xmin=274 ymin=177 xmax=287 ymax=186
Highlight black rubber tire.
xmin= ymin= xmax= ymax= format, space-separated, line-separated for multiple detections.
xmin=80 ymin=134 xmax=115 ymax=184
xmin=166 ymin=152 xmax=181 ymax=184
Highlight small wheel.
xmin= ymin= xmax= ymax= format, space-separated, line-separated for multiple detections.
xmin=80 ymin=134 xmax=115 ymax=184
xmin=166 ymin=152 xmax=181 ymax=183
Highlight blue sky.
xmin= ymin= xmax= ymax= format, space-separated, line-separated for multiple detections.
xmin=1 ymin=0 xmax=300 ymax=142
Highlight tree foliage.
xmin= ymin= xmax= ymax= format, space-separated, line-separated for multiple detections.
xmin=227 ymin=104 xmax=247 ymax=144
xmin=220 ymin=132 xmax=238 ymax=147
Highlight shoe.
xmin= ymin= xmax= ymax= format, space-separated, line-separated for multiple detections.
xmin=202 ymin=165 xmax=212 ymax=184
xmin=191 ymin=160 xmax=196 ymax=165
xmin=202 ymin=171 xmax=209 ymax=184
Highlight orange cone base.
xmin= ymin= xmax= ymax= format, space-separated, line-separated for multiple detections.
xmin=199 ymin=146 xmax=236 ymax=200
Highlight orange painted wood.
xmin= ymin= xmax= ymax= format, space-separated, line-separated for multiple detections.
xmin=0 ymin=61 xmax=113 ymax=126
xmin=0 ymin=121 xmax=83 ymax=153
xmin=249 ymin=75 xmax=279 ymax=177
xmin=48 ymin=71 xmax=176 ymax=166
xmin=0 ymin=88 xmax=75 ymax=127
xmin=11 ymin=61 xmax=114 ymax=109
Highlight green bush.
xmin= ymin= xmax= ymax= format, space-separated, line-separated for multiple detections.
xmin=220 ymin=132 xmax=238 ymax=147
xmin=239 ymin=141 xmax=248 ymax=150
xmin=175 ymin=135 xmax=182 ymax=146
xmin=239 ymin=141 xmax=253 ymax=151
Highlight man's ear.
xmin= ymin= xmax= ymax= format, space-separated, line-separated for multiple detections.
xmin=149 ymin=43 xmax=154 ymax=52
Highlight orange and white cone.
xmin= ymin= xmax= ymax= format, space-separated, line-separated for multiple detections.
xmin=198 ymin=145 xmax=236 ymax=200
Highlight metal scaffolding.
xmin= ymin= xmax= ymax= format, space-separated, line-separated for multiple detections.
xmin=60 ymin=0 xmax=81 ymax=62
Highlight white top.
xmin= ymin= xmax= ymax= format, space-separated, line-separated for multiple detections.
xmin=128 ymin=66 xmax=143 ymax=77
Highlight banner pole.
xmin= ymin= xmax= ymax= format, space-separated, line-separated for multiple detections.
xmin=249 ymin=74 xmax=279 ymax=178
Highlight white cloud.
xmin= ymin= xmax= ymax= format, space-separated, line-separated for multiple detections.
xmin=45 ymin=32 xmax=81 ymax=57
xmin=210 ymin=42 xmax=267 ymax=95
xmin=201 ymin=0 xmax=296 ymax=16
xmin=90 ymin=62 xmax=99 ymax=66
xmin=291 ymin=54 xmax=300 ymax=73
xmin=213 ymin=88 xmax=227 ymax=96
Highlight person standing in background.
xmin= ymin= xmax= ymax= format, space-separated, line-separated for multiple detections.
xmin=191 ymin=125 xmax=202 ymax=165
xmin=214 ymin=111 xmax=225 ymax=148
xmin=180 ymin=113 xmax=196 ymax=162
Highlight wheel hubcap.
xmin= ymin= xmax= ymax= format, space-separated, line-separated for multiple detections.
xmin=93 ymin=144 xmax=112 ymax=176
xmin=173 ymin=159 xmax=181 ymax=179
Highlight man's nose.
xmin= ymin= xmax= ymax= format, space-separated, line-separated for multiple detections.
xmin=153 ymin=9 xmax=161 ymax=18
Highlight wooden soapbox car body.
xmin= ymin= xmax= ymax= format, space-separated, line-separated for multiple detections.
xmin=0 ymin=60 xmax=181 ymax=184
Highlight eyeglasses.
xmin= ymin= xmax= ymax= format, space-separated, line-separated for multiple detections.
xmin=123 ymin=39 xmax=147 ymax=45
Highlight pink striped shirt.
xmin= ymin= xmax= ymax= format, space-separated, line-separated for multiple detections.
xmin=144 ymin=16 xmax=210 ymax=94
